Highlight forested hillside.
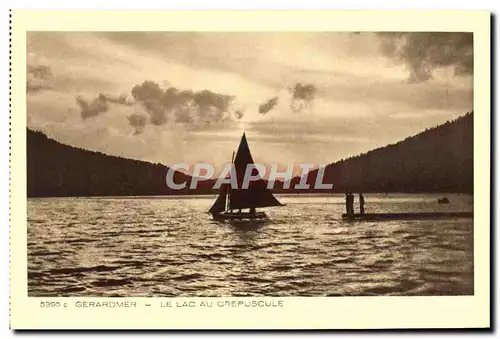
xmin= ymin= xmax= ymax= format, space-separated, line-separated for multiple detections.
xmin=284 ymin=111 xmax=473 ymax=193
xmin=27 ymin=111 xmax=473 ymax=197
xmin=27 ymin=130 xmax=214 ymax=197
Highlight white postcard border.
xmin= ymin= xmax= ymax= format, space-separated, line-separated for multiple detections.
xmin=10 ymin=10 xmax=491 ymax=329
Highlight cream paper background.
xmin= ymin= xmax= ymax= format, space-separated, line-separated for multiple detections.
xmin=10 ymin=10 xmax=490 ymax=329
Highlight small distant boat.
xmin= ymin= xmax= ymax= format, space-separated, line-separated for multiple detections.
xmin=208 ymin=132 xmax=284 ymax=221
xmin=438 ymin=197 xmax=450 ymax=204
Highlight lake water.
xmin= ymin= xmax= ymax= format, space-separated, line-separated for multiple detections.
xmin=28 ymin=194 xmax=474 ymax=297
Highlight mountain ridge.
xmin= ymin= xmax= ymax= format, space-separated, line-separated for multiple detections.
xmin=278 ymin=111 xmax=473 ymax=194
xmin=27 ymin=111 xmax=473 ymax=197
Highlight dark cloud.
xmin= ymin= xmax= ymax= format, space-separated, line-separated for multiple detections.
xmin=76 ymin=95 xmax=109 ymax=119
xmin=234 ymin=109 xmax=244 ymax=119
xmin=101 ymin=93 xmax=133 ymax=106
xmin=377 ymin=32 xmax=473 ymax=83
xmin=78 ymin=80 xmax=237 ymax=134
xmin=27 ymin=64 xmax=54 ymax=93
xmin=228 ymin=101 xmax=245 ymax=120
xmin=76 ymin=93 xmax=133 ymax=120
xmin=193 ymin=89 xmax=233 ymax=123
xmin=131 ymin=81 xmax=167 ymax=125
xmin=130 ymin=80 xmax=235 ymax=126
xmin=174 ymin=103 xmax=195 ymax=124
xmin=289 ymin=83 xmax=316 ymax=112
xmin=127 ymin=113 xmax=148 ymax=135
xmin=259 ymin=96 xmax=279 ymax=115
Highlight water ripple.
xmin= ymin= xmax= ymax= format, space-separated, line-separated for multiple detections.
xmin=27 ymin=194 xmax=474 ymax=296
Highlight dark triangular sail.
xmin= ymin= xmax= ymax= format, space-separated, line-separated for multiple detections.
xmin=208 ymin=184 xmax=228 ymax=215
xmin=228 ymin=133 xmax=283 ymax=210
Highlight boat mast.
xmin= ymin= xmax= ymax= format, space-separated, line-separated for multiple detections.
xmin=226 ymin=151 xmax=235 ymax=212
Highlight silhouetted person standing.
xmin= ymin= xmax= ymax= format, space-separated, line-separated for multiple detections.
xmin=359 ymin=193 xmax=365 ymax=215
xmin=345 ymin=192 xmax=354 ymax=217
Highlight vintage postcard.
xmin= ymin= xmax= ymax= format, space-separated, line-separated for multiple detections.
xmin=10 ymin=10 xmax=490 ymax=329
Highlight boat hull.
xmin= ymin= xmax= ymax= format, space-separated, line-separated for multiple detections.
xmin=342 ymin=212 xmax=473 ymax=221
xmin=213 ymin=211 xmax=268 ymax=220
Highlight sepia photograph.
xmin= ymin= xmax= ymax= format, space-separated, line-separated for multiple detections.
xmin=25 ymin=30 xmax=476 ymax=298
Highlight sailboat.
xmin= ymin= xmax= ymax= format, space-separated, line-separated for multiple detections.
xmin=208 ymin=132 xmax=284 ymax=220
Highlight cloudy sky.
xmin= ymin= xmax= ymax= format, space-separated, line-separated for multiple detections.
xmin=27 ymin=32 xmax=473 ymax=171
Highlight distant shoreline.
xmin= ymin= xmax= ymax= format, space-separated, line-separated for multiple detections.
xmin=28 ymin=192 xmax=474 ymax=200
